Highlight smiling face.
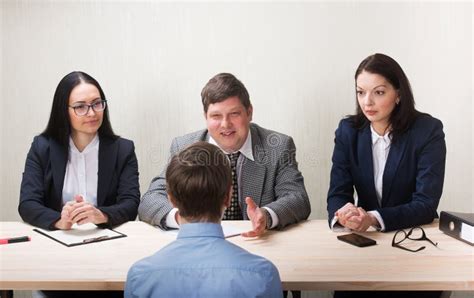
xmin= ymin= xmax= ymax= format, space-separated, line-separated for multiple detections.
xmin=68 ymin=82 xmax=104 ymax=138
xmin=356 ymin=71 xmax=399 ymax=134
xmin=205 ymin=96 xmax=252 ymax=153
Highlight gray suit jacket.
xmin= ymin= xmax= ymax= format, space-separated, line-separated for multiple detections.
xmin=138 ymin=123 xmax=311 ymax=229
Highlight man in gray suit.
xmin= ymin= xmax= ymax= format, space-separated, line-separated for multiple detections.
xmin=139 ymin=73 xmax=310 ymax=237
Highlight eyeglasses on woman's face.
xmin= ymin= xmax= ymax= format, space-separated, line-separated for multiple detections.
xmin=392 ymin=226 xmax=438 ymax=252
xmin=69 ymin=99 xmax=107 ymax=116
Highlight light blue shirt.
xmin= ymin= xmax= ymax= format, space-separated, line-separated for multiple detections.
xmin=125 ymin=223 xmax=283 ymax=298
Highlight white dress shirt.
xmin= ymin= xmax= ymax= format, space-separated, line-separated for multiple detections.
xmin=62 ymin=135 xmax=99 ymax=206
xmin=331 ymin=125 xmax=390 ymax=231
xmin=367 ymin=125 xmax=391 ymax=231
xmin=166 ymin=130 xmax=279 ymax=229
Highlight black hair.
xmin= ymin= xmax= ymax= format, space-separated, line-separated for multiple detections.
xmin=42 ymin=71 xmax=117 ymax=147
xmin=350 ymin=53 xmax=422 ymax=143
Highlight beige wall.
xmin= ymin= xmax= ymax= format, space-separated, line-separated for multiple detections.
xmin=1 ymin=1 xmax=472 ymax=298
xmin=1 ymin=3 xmax=472 ymax=214
xmin=1 ymin=1 xmax=472 ymax=221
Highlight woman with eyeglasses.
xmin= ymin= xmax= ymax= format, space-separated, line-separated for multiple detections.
xmin=19 ymin=71 xmax=140 ymax=231
xmin=327 ymin=54 xmax=446 ymax=298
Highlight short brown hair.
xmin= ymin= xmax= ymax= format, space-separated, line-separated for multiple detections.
xmin=166 ymin=142 xmax=232 ymax=222
xmin=201 ymin=73 xmax=251 ymax=113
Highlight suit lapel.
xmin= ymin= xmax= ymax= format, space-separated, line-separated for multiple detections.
xmin=50 ymin=139 xmax=68 ymax=203
xmin=240 ymin=125 xmax=266 ymax=219
xmin=202 ymin=130 xmax=210 ymax=142
xmin=358 ymin=126 xmax=378 ymax=206
xmin=382 ymin=131 xmax=409 ymax=206
xmin=97 ymin=137 xmax=117 ymax=207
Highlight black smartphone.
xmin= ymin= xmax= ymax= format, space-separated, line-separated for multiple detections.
xmin=337 ymin=233 xmax=377 ymax=247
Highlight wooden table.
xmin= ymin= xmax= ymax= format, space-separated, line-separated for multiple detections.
xmin=0 ymin=220 xmax=473 ymax=291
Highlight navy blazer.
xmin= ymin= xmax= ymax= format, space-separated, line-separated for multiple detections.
xmin=19 ymin=135 xmax=140 ymax=230
xmin=327 ymin=114 xmax=446 ymax=232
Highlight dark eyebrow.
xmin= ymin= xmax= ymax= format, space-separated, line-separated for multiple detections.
xmin=356 ymin=84 xmax=387 ymax=90
xmin=71 ymin=98 xmax=101 ymax=105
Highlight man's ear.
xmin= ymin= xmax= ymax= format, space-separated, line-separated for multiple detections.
xmin=247 ymin=104 xmax=253 ymax=121
xmin=167 ymin=192 xmax=178 ymax=208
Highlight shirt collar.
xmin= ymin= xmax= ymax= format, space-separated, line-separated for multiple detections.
xmin=370 ymin=125 xmax=391 ymax=146
xmin=69 ymin=134 xmax=99 ymax=154
xmin=209 ymin=129 xmax=254 ymax=161
xmin=177 ymin=223 xmax=225 ymax=239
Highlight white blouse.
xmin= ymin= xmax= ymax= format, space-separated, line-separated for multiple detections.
xmin=370 ymin=125 xmax=391 ymax=205
xmin=62 ymin=135 xmax=99 ymax=206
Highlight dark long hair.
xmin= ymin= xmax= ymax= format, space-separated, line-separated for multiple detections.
xmin=42 ymin=71 xmax=117 ymax=147
xmin=350 ymin=53 xmax=421 ymax=143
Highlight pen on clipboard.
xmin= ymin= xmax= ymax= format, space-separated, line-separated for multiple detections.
xmin=82 ymin=235 xmax=110 ymax=243
xmin=0 ymin=236 xmax=31 ymax=245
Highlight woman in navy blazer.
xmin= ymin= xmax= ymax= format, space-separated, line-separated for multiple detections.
xmin=327 ymin=53 xmax=446 ymax=234
xmin=328 ymin=54 xmax=446 ymax=298
xmin=19 ymin=71 xmax=140 ymax=231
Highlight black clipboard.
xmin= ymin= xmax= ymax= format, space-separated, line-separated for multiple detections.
xmin=33 ymin=226 xmax=126 ymax=247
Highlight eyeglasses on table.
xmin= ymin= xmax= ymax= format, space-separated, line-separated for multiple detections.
xmin=392 ymin=226 xmax=438 ymax=253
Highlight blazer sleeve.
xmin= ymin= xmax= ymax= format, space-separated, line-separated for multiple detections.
xmin=264 ymin=136 xmax=311 ymax=229
xmin=98 ymin=140 xmax=140 ymax=228
xmin=18 ymin=137 xmax=62 ymax=229
xmin=138 ymin=138 xmax=179 ymax=229
xmin=326 ymin=120 xmax=356 ymax=227
xmin=377 ymin=119 xmax=446 ymax=231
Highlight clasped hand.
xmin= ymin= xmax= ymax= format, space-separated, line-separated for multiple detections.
xmin=335 ymin=203 xmax=377 ymax=232
xmin=54 ymin=195 xmax=108 ymax=230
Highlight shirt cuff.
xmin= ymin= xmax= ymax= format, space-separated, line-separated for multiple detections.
xmin=262 ymin=207 xmax=279 ymax=229
xmin=368 ymin=210 xmax=385 ymax=231
xmin=330 ymin=216 xmax=350 ymax=232
xmin=165 ymin=208 xmax=180 ymax=229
